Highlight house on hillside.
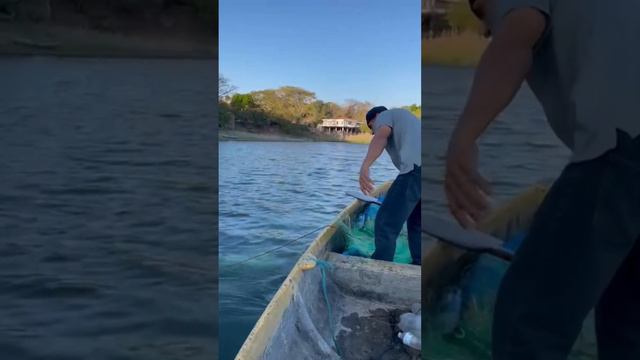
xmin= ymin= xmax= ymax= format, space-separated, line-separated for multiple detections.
xmin=318 ymin=118 xmax=363 ymax=136
xmin=423 ymin=0 xmax=462 ymax=37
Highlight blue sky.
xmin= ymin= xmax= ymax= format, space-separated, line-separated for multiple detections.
xmin=219 ymin=0 xmax=421 ymax=107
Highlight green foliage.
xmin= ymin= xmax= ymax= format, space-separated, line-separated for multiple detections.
xmin=219 ymin=102 xmax=233 ymax=128
xmin=311 ymin=100 xmax=342 ymax=124
xmin=230 ymin=93 xmax=256 ymax=112
xmin=403 ymin=104 xmax=422 ymax=119
xmin=251 ymin=86 xmax=317 ymax=125
xmin=360 ymin=122 xmax=371 ymax=134
xmin=220 ymin=77 xmax=418 ymax=137
xmin=446 ymin=2 xmax=484 ymax=34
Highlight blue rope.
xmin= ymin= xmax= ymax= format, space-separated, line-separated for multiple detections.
xmin=316 ymin=259 xmax=341 ymax=357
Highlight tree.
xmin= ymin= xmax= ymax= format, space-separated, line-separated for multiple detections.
xmin=343 ymin=99 xmax=372 ymax=122
xmin=310 ymin=100 xmax=327 ymax=124
xmin=219 ymin=75 xmax=237 ymax=101
xmin=218 ymin=83 xmax=416 ymax=138
xmin=251 ymin=86 xmax=317 ymax=125
xmin=218 ymin=102 xmax=235 ymax=128
xmin=230 ymin=93 xmax=256 ymax=112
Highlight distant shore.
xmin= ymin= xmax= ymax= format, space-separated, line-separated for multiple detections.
xmin=219 ymin=130 xmax=312 ymax=142
xmin=219 ymin=129 xmax=371 ymax=144
xmin=0 ymin=22 xmax=215 ymax=59
xmin=423 ymin=33 xmax=487 ymax=67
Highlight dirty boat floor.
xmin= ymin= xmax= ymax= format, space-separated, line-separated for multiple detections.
xmin=260 ymin=253 xmax=421 ymax=360
xmin=337 ymin=306 xmax=420 ymax=360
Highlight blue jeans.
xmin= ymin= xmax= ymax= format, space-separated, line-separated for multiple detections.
xmin=372 ymin=165 xmax=421 ymax=264
xmin=493 ymin=130 xmax=640 ymax=360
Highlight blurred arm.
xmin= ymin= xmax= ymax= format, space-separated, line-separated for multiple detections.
xmin=451 ymin=8 xmax=547 ymax=144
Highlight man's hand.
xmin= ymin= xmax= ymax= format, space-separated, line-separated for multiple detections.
xmin=359 ymin=166 xmax=375 ymax=195
xmin=443 ymin=7 xmax=545 ymax=228
xmin=445 ymin=134 xmax=491 ymax=229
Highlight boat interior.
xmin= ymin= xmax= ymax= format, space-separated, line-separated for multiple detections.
xmin=259 ymin=197 xmax=421 ymax=360
xmin=240 ymin=183 xmax=598 ymax=360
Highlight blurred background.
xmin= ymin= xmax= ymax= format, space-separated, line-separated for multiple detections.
xmin=0 ymin=1 xmax=218 ymax=359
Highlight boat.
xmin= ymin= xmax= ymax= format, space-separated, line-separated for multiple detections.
xmin=234 ymin=181 xmax=422 ymax=360
xmin=421 ymin=183 xmax=598 ymax=359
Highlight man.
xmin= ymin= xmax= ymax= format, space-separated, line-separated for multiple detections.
xmin=445 ymin=0 xmax=640 ymax=359
xmin=359 ymin=106 xmax=421 ymax=265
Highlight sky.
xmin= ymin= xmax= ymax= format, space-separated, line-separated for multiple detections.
xmin=219 ymin=0 xmax=421 ymax=108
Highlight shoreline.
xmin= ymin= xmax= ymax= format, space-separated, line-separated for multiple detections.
xmin=0 ymin=48 xmax=216 ymax=59
xmin=0 ymin=50 xmax=216 ymax=59
xmin=219 ymin=130 xmax=370 ymax=144
xmin=219 ymin=130 xmax=312 ymax=142
xmin=0 ymin=22 xmax=216 ymax=59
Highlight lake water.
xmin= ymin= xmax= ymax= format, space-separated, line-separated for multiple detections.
xmin=218 ymin=141 xmax=398 ymax=359
xmin=0 ymin=57 xmax=217 ymax=359
xmin=0 ymin=59 xmax=573 ymax=359
xmin=422 ymin=66 xmax=571 ymax=217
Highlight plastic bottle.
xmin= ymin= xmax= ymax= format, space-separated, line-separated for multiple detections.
xmin=411 ymin=303 xmax=421 ymax=315
xmin=398 ymin=312 xmax=422 ymax=336
xmin=398 ymin=331 xmax=421 ymax=350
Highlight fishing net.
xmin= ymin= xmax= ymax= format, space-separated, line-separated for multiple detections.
xmin=422 ymin=254 xmax=507 ymax=360
xmin=338 ymin=197 xmax=413 ymax=264
xmin=422 ymin=232 xmax=597 ymax=360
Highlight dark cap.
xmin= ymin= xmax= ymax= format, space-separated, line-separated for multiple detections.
xmin=365 ymin=106 xmax=388 ymax=128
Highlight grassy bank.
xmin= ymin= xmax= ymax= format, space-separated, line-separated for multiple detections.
xmin=344 ymin=133 xmax=372 ymax=144
xmin=423 ymin=33 xmax=488 ymax=67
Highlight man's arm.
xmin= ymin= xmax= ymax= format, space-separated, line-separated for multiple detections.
xmin=359 ymin=126 xmax=391 ymax=195
xmin=362 ymin=126 xmax=391 ymax=169
xmin=452 ymin=8 xmax=546 ymax=143
xmin=446 ymin=8 xmax=546 ymax=228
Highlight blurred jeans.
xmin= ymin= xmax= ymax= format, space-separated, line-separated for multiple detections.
xmin=372 ymin=164 xmax=421 ymax=264
xmin=493 ymin=130 xmax=640 ymax=360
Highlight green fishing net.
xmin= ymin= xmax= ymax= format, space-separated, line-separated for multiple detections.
xmin=422 ymin=253 xmax=597 ymax=360
xmin=422 ymin=255 xmax=505 ymax=360
xmin=338 ymin=202 xmax=413 ymax=264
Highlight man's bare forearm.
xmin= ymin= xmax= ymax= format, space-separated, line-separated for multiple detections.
xmin=453 ymin=9 xmax=545 ymax=144
xmin=453 ymin=40 xmax=533 ymax=143
xmin=361 ymin=134 xmax=387 ymax=170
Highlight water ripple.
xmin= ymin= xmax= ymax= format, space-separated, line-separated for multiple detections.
xmin=0 ymin=57 xmax=217 ymax=359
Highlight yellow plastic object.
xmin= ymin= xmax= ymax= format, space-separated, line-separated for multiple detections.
xmin=299 ymin=256 xmax=317 ymax=271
